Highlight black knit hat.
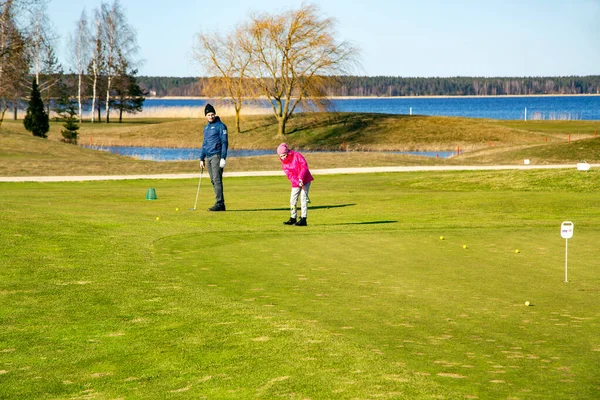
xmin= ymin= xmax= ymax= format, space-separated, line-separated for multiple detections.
xmin=204 ymin=103 xmax=216 ymax=115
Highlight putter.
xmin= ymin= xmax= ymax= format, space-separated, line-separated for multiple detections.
xmin=301 ymin=185 xmax=311 ymax=204
xmin=190 ymin=165 xmax=204 ymax=211
xmin=304 ymin=187 xmax=311 ymax=203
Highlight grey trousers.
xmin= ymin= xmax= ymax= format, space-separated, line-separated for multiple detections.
xmin=206 ymin=155 xmax=224 ymax=206
xmin=290 ymin=182 xmax=311 ymax=218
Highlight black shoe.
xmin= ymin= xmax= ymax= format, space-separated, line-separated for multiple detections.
xmin=283 ymin=217 xmax=296 ymax=225
xmin=208 ymin=203 xmax=226 ymax=211
xmin=295 ymin=217 xmax=307 ymax=226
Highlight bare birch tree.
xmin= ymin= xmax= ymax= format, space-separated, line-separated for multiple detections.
xmin=99 ymin=0 xmax=138 ymax=123
xmin=247 ymin=3 xmax=359 ymax=136
xmin=26 ymin=3 xmax=62 ymax=115
xmin=88 ymin=11 xmax=104 ymax=123
xmin=193 ymin=23 xmax=254 ymax=133
xmin=27 ymin=4 xmax=60 ymax=84
xmin=68 ymin=10 xmax=90 ymax=123
xmin=27 ymin=7 xmax=45 ymax=85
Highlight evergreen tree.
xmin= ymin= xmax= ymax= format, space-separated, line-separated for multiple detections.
xmin=60 ymin=101 xmax=79 ymax=144
xmin=112 ymin=69 xmax=147 ymax=123
xmin=23 ymin=79 xmax=50 ymax=138
xmin=55 ymin=85 xmax=79 ymax=144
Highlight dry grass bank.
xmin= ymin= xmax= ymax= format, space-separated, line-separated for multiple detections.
xmin=20 ymin=112 xmax=580 ymax=150
xmin=2 ymin=112 xmax=600 ymax=176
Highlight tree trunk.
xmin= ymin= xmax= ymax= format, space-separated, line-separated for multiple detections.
xmin=277 ymin=116 xmax=286 ymax=136
xmin=91 ymin=74 xmax=97 ymax=123
xmin=78 ymin=73 xmax=83 ymax=123
xmin=46 ymin=88 xmax=50 ymax=116
xmin=0 ymin=106 xmax=6 ymax=128
xmin=235 ymin=108 xmax=240 ymax=133
xmin=105 ymin=76 xmax=112 ymax=123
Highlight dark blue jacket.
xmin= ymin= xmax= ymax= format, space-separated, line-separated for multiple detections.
xmin=200 ymin=116 xmax=228 ymax=161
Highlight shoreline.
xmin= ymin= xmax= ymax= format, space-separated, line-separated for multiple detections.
xmin=150 ymin=94 xmax=600 ymax=100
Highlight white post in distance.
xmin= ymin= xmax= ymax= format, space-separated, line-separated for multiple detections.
xmin=560 ymin=221 xmax=574 ymax=282
xmin=524 ymin=107 xmax=527 ymax=121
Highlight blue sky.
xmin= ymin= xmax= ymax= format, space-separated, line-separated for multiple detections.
xmin=45 ymin=0 xmax=600 ymax=78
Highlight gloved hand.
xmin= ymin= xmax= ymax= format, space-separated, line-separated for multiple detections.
xmin=200 ymin=160 xmax=205 ymax=169
xmin=298 ymin=179 xmax=303 ymax=187
xmin=219 ymin=158 xmax=226 ymax=168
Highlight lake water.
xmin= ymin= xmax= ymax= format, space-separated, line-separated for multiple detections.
xmin=85 ymin=146 xmax=456 ymax=162
xmin=145 ymin=95 xmax=600 ymax=120
xmin=86 ymin=95 xmax=599 ymax=161
xmin=85 ymin=146 xmax=273 ymax=161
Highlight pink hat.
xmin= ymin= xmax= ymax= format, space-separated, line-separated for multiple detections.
xmin=277 ymin=143 xmax=290 ymax=155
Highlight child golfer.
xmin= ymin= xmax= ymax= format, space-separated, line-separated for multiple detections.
xmin=277 ymin=143 xmax=314 ymax=226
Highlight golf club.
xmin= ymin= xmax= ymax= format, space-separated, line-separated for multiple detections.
xmin=190 ymin=164 xmax=204 ymax=211
xmin=304 ymin=187 xmax=311 ymax=203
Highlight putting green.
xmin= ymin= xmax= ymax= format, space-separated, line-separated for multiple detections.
xmin=156 ymin=226 xmax=599 ymax=398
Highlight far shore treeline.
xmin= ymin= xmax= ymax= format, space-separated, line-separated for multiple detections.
xmin=137 ymin=75 xmax=600 ymax=98
xmin=6 ymin=1 xmax=599 ymax=138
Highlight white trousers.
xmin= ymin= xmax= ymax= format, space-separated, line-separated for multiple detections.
xmin=290 ymin=182 xmax=311 ymax=218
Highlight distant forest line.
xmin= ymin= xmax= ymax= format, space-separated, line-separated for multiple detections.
xmin=137 ymin=75 xmax=600 ymax=97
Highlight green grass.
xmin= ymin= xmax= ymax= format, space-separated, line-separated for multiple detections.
xmin=1 ymin=170 xmax=599 ymax=398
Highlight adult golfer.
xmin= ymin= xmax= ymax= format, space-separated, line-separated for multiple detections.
xmin=200 ymin=103 xmax=228 ymax=211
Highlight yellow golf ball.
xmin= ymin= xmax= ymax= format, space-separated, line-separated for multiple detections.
xmin=156 ymin=217 xmax=160 ymax=221
xmin=440 ymin=236 xmax=444 ymax=240
xmin=515 ymin=249 xmax=520 ymax=254
xmin=462 ymin=244 xmax=467 ymax=249
xmin=525 ymin=301 xmax=530 ymax=306
xmin=175 ymin=207 xmax=179 ymax=212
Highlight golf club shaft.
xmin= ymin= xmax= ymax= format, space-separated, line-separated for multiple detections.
xmin=192 ymin=167 xmax=203 ymax=210
xmin=303 ymin=186 xmax=311 ymax=203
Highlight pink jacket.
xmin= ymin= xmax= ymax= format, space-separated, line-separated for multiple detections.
xmin=280 ymin=150 xmax=314 ymax=188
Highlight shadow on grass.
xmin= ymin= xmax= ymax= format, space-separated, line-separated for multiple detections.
xmin=331 ymin=220 xmax=398 ymax=225
xmin=230 ymin=204 xmax=356 ymax=212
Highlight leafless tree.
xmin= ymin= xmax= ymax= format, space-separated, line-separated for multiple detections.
xmin=193 ymin=22 xmax=255 ymax=133
xmin=0 ymin=0 xmax=41 ymax=59
xmin=88 ymin=11 xmax=104 ymax=123
xmin=0 ymin=0 xmax=36 ymax=126
xmin=25 ymin=3 xmax=62 ymax=115
xmin=26 ymin=4 xmax=61 ymax=84
xmin=246 ymin=3 xmax=360 ymax=136
xmin=68 ymin=9 xmax=90 ymax=123
xmin=99 ymin=0 xmax=138 ymax=123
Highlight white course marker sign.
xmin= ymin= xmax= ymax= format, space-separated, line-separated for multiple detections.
xmin=561 ymin=221 xmax=574 ymax=282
